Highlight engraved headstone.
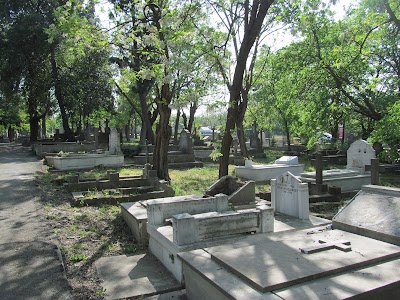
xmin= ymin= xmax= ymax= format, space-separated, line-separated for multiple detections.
xmin=271 ymin=171 xmax=309 ymax=220
xmin=109 ymin=128 xmax=121 ymax=154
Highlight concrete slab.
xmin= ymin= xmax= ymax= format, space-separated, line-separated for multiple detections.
xmin=333 ymin=185 xmax=400 ymax=245
xmin=206 ymin=229 xmax=400 ymax=292
xmin=274 ymin=259 xmax=400 ymax=299
xmin=95 ymin=253 xmax=182 ymax=300
xmin=179 ymin=228 xmax=400 ymax=300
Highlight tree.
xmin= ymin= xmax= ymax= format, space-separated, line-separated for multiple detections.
xmin=205 ymin=0 xmax=275 ymax=177
xmin=48 ymin=1 xmax=114 ymax=140
xmin=0 ymin=0 xmax=57 ymax=141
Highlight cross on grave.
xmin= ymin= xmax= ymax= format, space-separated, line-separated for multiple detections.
xmin=300 ymin=239 xmax=351 ymax=254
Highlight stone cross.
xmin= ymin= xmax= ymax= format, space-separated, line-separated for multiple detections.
xmin=300 ymin=239 xmax=351 ymax=254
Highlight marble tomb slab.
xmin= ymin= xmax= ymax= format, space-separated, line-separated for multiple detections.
xmin=204 ymin=229 xmax=400 ymax=293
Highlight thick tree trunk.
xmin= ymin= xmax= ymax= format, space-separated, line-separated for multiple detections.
xmin=153 ymin=103 xmax=172 ymax=181
xmin=50 ymin=45 xmax=75 ymax=141
xmin=29 ymin=117 xmax=39 ymax=142
xmin=8 ymin=126 xmax=15 ymax=142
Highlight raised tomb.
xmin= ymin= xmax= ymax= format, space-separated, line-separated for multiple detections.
xmin=235 ymin=156 xmax=304 ymax=182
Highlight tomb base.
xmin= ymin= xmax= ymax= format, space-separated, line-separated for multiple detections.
xmin=179 ymin=228 xmax=400 ymax=300
xmin=299 ymin=169 xmax=371 ymax=192
xmin=236 ymin=164 xmax=304 ymax=182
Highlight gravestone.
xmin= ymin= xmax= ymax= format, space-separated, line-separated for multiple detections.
xmin=271 ymin=171 xmax=309 ymax=220
xmin=346 ymin=139 xmax=375 ymax=174
xmin=178 ymin=129 xmax=193 ymax=154
xmin=109 ymin=128 xmax=121 ymax=154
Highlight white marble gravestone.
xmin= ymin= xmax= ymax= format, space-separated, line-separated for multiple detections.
xmin=346 ymin=139 xmax=375 ymax=174
xmin=271 ymin=171 xmax=309 ymax=220
xmin=109 ymin=128 xmax=121 ymax=154
xmin=274 ymin=156 xmax=299 ymax=166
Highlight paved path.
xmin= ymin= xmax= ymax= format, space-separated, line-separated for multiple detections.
xmin=0 ymin=143 xmax=71 ymax=299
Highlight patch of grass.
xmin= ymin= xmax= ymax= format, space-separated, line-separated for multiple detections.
xmin=119 ymin=167 xmax=142 ymax=176
xmin=169 ymin=163 xmax=235 ymax=195
xmin=64 ymin=244 xmax=90 ymax=263
xmin=69 ymin=224 xmax=78 ymax=231
xmin=381 ymin=173 xmax=400 ymax=188
xmin=123 ymin=244 xmax=137 ymax=255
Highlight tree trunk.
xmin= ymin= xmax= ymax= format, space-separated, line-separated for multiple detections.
xmin=139 ymin=92 xmax=154 ymax=145
xmin=50 ymin=45 xmax=75 ymax=141
xmin=173 ymin=109 xmax=181 ymax=145
xmin=29 ymin=117 xmax=39 ymax=142
xmin=153 ymin=102 xmax=172 ymax=181
xmin=182 ymin=111 xmax=188 ymax=130
xmin=8 ymin=126 xmax=15 ymax=142
xmin=218 ymin=1 xmax=273 ymax=177
xmin=219 ymin=105 xmax=236 ymax=178
xmin=236 ymin=123 xmax=248 ymax=158
xmin=41 ymin=117 xmax=47 ymax=139
xmin=283 ymin=117 xmax=291 ymax=151
xmin=187 ymin=102 xmax=198 ymax=134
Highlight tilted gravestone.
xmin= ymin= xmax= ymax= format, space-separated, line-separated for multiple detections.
xmin=271 ymin=171 xmax=309 ymax=220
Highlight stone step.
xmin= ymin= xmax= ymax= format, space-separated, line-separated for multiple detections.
xmin=119 ymin=186 xmax=157 ymax=195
